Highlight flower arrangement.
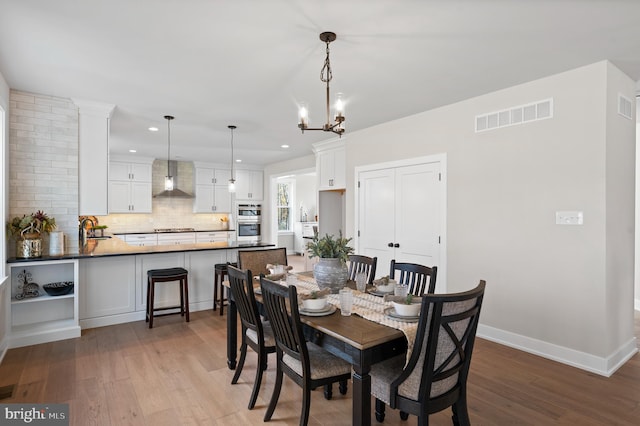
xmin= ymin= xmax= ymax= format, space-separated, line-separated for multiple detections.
xmin=307 ymin=231 xmax=354 ymax=264
xmin=7 ymin=211 xmax=57 ymax=239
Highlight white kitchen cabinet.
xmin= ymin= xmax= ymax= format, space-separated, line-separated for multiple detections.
xmin=7 ymin=259 xmax=80 ymax=348
xmin=75 ymin=100 xmax=115 ymax=216
xmin=79 ymin=256 xmax=136 ymax=326
xmin=157 ymin=232 xmax=196 ymax=246
xmin=122 ymin=233 xmax=158 ymax=246
xmin=194 ymin=164 xmax=233 ymax=213
xmin=108 ymin=157 xmax=153 ymax=213
xmin=235 ymin=169 xmax=263 ymax=200
xmin=195 ymin=231 xmax=230 ymax=243
xmin=316 ymin=145 xmax=345 ymax=190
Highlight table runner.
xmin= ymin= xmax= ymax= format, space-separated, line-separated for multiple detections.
xmin=293 ymin=274 xmax=418 ymax=359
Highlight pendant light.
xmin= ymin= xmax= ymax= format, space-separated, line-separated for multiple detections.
xmin=228 ymin=125 xmax=236 ymax=193
xmin=164 ymin=115 xmax=175 ymax=191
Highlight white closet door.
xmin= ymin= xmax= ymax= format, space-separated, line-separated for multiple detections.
xmin=358 ymin=167 xmax=396 ymax=276
xmin=358 ymin=161 xmax=442 ymax=285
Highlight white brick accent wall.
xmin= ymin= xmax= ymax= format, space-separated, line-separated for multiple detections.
xmin=8 ymin=90 xmax=79 ymax=256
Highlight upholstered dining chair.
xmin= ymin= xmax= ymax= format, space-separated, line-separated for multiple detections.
xmin=390 ymin=259 xmax=438 ymax=295
xmin=260 ymin=276 xmax=352 ymax=426
xmin=370 ymin=280 xmax=486 ymax=426
xmin=238 ymin=247 xmax=288 ymax=278
xmin=348 ymin=254 xmax=378 ymax=284
xmin=227 ymin=265 xmax=276 ymax=409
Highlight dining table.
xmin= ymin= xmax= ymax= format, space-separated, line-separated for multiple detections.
xmin=225 ymin=272 xmax=415 ymax=426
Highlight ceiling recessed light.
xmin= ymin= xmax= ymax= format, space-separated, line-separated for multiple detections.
xmin=236 ymin=159 xmax=242 ymax=163
xmin=148 ymin=126 xmax=159 ymax=132
xmin=129 ymin=149 xmax=137 ymax=153
xmin=281 ymin=144 xmax=289 ymax=148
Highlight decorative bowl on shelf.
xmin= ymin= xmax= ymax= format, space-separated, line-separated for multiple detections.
xmin=43 ymin=281 xmax=74 ymax=296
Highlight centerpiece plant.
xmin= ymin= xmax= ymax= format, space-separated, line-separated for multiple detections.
xmin=307 ymin=232 xmax=354 ymax=293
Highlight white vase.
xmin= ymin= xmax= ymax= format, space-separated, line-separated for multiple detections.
xmin=313 ymin=258 xmax=348 ymax=294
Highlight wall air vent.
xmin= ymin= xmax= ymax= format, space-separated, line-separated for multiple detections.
xmin=617 ymin=93 xmax=633 ymax=120
xmin=475 ymin=98 xmax=553 ymax=133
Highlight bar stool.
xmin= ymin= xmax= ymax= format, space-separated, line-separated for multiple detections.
xmin=146 ymin=267 xmax=189 ymax=328
xmin=213 ymin=262 xmax=237 ymax=315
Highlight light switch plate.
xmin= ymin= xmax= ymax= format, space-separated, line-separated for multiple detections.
xmin=556 ymin=211 xmax=583 ymax=225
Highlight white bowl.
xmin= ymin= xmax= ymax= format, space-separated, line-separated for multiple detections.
xmin=392 ymin=301 xmax=421 ymax=317
xmin=303 ymin=297 xmax=327 ymax=310
xmin=375 ymin=283 xmax=395 ymax=293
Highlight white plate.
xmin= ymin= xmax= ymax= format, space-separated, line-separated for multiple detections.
xmin=299 ymin=305 xmax=337 ymax=317
xmin=384 ymin=307 xmax=419 ymax=322
xmin=368 ymin=289 xmax=393 ymax=297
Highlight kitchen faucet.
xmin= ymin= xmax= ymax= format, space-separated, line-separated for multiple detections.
xmin=79 ymin=217 xmax=95 ymax=244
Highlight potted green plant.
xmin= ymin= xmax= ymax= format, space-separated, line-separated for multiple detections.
xmin=7 ymin=210 xmax=57 ymax=258
xmin=307 ymin=232 xmax=354 ymax=293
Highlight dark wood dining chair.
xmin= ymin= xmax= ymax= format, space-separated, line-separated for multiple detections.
xmin=348 ymin=254 xmax=378 ymax=284
xmin=260 ymin=276 xmax=352 ymax=426
xmin=238 ymin=247 xmax=288 ymax=278
xmin=227 ymin=265 xmax=276 ymax=409
xmin=370 ymin=280 xmax=486 ymax=426
xmin=390 ymin=259 xmax=438 ymax=295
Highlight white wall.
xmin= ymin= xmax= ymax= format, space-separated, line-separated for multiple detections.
xmin=339 ymin=61 xmax=635 ymax=375
xmin=0 ymin=69 xmax=9 ymax=363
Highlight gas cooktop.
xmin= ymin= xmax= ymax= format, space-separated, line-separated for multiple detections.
xmin=153 ymin=228 xmax=195 ymax=233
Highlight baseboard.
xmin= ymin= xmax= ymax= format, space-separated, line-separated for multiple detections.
xmin=477 ymin=324 xmax=638 ymax=377
xmin=79 ymin=300 xmax=214 ymax=329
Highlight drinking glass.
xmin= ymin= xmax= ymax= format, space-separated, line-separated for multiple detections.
xmin=286 ymin=274 xmax=297 ymax=286
xmin=394 ymin=283 xmax=408 ymax=298
xmin=355 ymin=272 xmax=367 ymax=292
xmin=339 ymin=288 xmax=353 ymax=316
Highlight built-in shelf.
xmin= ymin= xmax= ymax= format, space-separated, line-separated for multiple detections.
xmin=12 ymin=292 xmax=75 ymax=305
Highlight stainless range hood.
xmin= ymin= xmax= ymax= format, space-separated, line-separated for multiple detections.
xmin=154 ymin=160 xmax=194 ymax=198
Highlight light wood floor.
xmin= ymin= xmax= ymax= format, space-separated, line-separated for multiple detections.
xmin=1 ymin=300 xmax=639 ymax=425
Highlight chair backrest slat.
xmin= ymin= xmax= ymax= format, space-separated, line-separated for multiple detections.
xmin=390 ymin=259 xmax=437 ymax=295
xmin=260 ymin=276 xmax=309 ymax=369
xmin=227 ymin=265 xmax=263 ymax=340
xmin=348 ymin=254 xmax=378 ymax=284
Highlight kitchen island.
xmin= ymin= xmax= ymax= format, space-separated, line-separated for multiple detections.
xmin=6 ymin=236 xmax=274 ymax=348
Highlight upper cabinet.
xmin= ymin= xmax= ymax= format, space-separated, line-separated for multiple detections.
xmin=108 ymin=156 xmax=154 ymax=213
xmin=313 ymin=140 xmax=346 ymax=190
xmin=193 ymin=163 xmax=233 ymax=213
xmin=235 ymin=169 xmax=263 ymax=200
xmin=74 ymin=99 xmax=115 ymax=216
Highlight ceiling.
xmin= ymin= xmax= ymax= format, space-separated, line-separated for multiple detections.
xmin=1 ymin=0 xmax=640 ymax=166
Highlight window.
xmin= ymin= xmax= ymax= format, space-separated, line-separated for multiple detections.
xmin=277 ymin=180 xmax=293 ymax=232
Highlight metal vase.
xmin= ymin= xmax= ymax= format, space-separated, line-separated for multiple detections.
xmin=17 ymin=235 xmax=43 ymax=258
xmin=313 ymin=258 xmax=348 ymax=294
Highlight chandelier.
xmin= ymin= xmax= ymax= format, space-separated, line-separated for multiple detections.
xmin=298 ymin=31 xmax=345 ymax=136
xmin=228 ymin=125 xmax=236 ymax=193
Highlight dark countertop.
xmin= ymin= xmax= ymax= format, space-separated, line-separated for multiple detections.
xmin=7 ymin=237 xmax=274 ymax=263
xmin=113 ymin=229 xmax=235 ymax=235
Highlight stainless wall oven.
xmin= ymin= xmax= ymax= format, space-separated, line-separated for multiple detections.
xmin=237 ymin=204 xmax=262 ymax=243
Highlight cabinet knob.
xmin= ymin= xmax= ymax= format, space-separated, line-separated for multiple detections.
xmin=388 ymin=243 xmax=394 ymax=247
xmin=394 ymin=243 xmax=400 ymax=248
